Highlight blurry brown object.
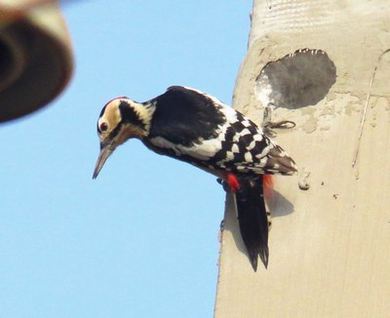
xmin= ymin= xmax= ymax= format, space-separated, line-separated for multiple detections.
xmin=0 ymin=0 xmax=73 ymax=122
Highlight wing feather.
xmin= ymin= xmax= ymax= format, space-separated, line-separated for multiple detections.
xmin=146 ymin=86 xmax=297 ymax=176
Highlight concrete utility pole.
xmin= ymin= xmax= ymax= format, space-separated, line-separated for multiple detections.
xmin=215 ymin=1 xmax=390 ymax=317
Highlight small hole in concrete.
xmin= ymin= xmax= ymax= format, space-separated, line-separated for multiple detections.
xmin=256 ymin=49 xmax=336 ymax=109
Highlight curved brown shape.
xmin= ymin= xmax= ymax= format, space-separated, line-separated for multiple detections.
xmin=0 ymin=3 xmax=73 ymax=122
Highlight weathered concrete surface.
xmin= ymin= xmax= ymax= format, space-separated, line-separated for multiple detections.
xmin=215 ymin=1 xmax=390 ymax=317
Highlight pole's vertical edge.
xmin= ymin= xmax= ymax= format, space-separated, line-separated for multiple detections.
xmin=215 ymin=1 xmax=390 ymax=317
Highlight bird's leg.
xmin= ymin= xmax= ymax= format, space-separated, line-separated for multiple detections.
xmin=262 ymin=103 xmax=296 ymax=137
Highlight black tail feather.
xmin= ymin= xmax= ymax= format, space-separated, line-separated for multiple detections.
xmin=235 ymin=176 xmax=269 ymax=271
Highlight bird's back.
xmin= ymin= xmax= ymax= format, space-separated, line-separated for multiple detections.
xmin=145 ymin=86 xmax=297 ymax=177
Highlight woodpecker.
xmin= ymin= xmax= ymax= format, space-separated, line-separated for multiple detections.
xmin=93 ymin=86 xmax=296 ymax=271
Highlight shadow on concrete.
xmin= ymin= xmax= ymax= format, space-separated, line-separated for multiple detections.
xmin=267 ymin=189 xmax=295 ymax=218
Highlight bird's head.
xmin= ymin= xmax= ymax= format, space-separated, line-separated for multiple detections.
xmin=92 ymin=97 xmax=154 ymax=179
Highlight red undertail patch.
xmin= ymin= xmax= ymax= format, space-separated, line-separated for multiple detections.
xmin=263 ymin=175 xmax=273 ymax=200
xmin=226 ymin=173 xmax=240 ymax=193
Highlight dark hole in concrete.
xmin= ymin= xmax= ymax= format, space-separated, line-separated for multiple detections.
xmin=256 ymin=49 xmax=336 ymax=109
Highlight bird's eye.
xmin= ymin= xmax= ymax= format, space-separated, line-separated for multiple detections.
xmin=100 ymin=122 xmax=108 ymax=132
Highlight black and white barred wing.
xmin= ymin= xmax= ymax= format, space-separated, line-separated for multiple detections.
xmin=146 ymin=86 xmax=296 ymax=176
xmin=207 ymin=107 xmax=297 ymax=176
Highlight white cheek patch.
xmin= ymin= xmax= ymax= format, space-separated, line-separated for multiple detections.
xmin=97 ymin=100 xmax=124 ymax=140
xmin=100 ymin=100 xmax=121 ymax=128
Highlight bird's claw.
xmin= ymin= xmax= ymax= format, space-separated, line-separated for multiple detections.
xmin=217 ymin=178 xmax=231 ymax=192
xmin=263 ymin=120 xmax=296 ymax=137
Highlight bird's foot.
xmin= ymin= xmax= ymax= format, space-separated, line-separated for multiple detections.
xmin=217 ymin=178 xmax=231 ymax=192
xmin=262 ymin=103 xmax=296 ymax=137
xmin=263 ymin=120 xmax=296 ymax=137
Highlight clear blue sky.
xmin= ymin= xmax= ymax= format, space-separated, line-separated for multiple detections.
xmin=0 ymin=1 xmax=251 ymax=317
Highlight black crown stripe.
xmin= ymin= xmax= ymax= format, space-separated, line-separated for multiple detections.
xmin=119 ymin=101 xmax=146 ymax=129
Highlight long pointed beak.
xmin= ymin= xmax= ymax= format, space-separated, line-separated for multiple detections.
xmin=92 ymin=143 xmax=114 ymax=179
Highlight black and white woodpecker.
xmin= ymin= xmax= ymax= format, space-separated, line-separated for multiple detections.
xmin=93 ymin=86 xmax=296 ymax=271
